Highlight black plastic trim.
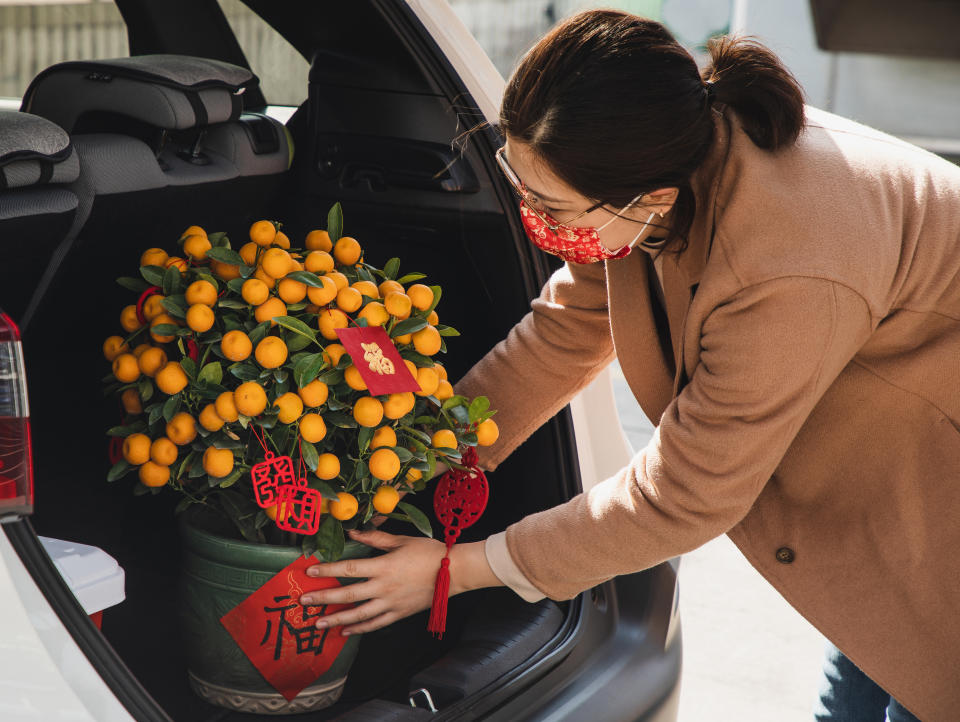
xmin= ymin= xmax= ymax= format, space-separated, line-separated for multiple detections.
xmin=2 ymin=517 xmax=172 ymax=722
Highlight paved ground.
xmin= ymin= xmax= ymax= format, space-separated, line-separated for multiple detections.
xmin=609 ymin=363 xmax=828 ymax=721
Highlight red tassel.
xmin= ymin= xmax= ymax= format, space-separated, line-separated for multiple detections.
xmin=429 ymin=446 xmax=489 ymax=639
xmin=428 ymin=555 xmax=451 ymax=638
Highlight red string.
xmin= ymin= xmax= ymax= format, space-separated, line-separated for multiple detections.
xmin=250 ymin=424 xmax=270 ymax=456
xmin=135 ymin=286 xmax=161 ymax=325
xmin=297 ymin=437 xmax=306 ymax=479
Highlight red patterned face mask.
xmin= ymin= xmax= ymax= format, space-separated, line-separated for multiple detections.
xmin=519 ymin=200 xmax=657 ymax=265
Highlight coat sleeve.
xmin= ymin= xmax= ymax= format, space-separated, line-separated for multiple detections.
xmin=501 ymin=276 xmax=875 ymax=601
xmin=453 ymin=260 xmax=616 ymax=471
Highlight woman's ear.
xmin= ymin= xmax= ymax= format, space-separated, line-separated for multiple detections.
xmin=642 ymin=187 xmax=679 ymax=216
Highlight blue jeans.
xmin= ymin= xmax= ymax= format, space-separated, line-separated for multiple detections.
xmin=813 ymin=642 xmax=922 ymax=721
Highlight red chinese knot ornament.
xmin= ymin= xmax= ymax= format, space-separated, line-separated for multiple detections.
xmin=428 ymin=446 xmax=489 ymax=638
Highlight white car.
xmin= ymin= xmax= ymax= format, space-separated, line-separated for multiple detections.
xmin=0 ymin=1 xmax=682 ymax=719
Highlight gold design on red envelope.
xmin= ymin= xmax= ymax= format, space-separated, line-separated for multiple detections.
xmin=360 ymin=342 xmax=395 ymax=375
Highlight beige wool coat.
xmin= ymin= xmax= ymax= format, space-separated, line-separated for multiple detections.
xmin=455 ymin=105 xmax=960 ymax=721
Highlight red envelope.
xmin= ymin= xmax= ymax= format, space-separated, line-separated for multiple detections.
xmin=335 ymin=326 xmax=421 ymax=395
xmin=220 ymin=556 xmax=353 ymax=701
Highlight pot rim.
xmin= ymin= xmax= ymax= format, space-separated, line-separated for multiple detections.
xmin=179 ymin=504 xmax=372 ymax=568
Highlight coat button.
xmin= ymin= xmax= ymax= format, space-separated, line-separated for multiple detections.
xmin=775 ymin=547 xmax=795 ymax=564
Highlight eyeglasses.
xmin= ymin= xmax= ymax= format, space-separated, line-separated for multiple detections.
xmin=495 ymin=147 xmax=604 ymax=231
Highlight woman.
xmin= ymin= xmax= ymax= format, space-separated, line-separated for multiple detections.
xmin=300 ymin=10 xmax=960 ymax=720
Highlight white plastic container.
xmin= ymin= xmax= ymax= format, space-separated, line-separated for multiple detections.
xmin=39 ymin=536 xmax=126 ymax=629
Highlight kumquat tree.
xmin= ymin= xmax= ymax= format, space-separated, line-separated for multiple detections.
xmin=101 ymin=203 xmax=499 ymax=561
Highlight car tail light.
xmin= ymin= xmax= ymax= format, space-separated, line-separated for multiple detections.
xmin=0 ymin=311 xmax=34 ymax=517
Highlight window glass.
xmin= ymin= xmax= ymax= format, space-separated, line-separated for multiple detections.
xmin=447 ymin=0 xmax=729 ymax=77
xmin=0 ymin=0 xmax=128 ymax=101
xmin=217 ymin=0 xmax=309 ymax=107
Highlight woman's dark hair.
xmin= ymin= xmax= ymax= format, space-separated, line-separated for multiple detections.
xmin=500 ymin=10 xmax=805 ymax=250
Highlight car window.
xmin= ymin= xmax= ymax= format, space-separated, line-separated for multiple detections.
xmin=217 ymin=0 xmax=308 ymax=108
xmin=0 ymin=0 xmax=128 ymax=103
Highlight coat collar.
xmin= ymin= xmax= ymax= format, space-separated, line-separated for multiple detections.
xmin=605 ymin=106 xmax=734 ymax=421
xmin=668 ymin=104 xmax=733 ymax=290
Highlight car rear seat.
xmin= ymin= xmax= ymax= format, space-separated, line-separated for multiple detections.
xmin=18 ymin=54 xmax=292 ymax=333
xmin=0 ymin=110 xmax=80 ymax=322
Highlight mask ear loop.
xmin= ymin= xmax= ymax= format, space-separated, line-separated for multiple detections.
xmin=624 ymin=211 xmax=658 ymax=251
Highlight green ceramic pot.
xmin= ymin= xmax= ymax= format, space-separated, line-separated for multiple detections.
xmin=178 ymin=506 xmax=372 ymax=714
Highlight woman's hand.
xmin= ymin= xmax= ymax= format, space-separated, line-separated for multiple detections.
xmin=300 ymin=526 xmax=499 ymax=635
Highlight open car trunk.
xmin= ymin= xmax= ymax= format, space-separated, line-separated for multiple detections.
xmin=18 ymin=2 xmax=583 ymax=718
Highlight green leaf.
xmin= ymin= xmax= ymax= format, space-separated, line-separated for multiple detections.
xmin=396 ymin=272 xmax=426 ymax=284
xmin=449 ymin=405 xmax=469 ymax=425
xmin=426 ymin=285 xmax=442 ymax=314
xmin=301 ymin=535 xmax=318 ymax=558
xmin=325 ymin=411 xmax=357 ymax=428
xmin=181 ymin=357 xmax=198 ymax=380
xmin=162 ymin=394 xmax=181 ymax=421
xmin=198 ymin=362 xmax=223 ymax=385
xmin=161 ymin=296 xmax=187 ymax=318
xmin=393 ymin=446 xmax=414 ymax=463
xmin=248 ymin=321 xmax=270 ymax=345
xmin=458 ymin=431 xmax=479 ymax=446
xmin=284 ymin=270 xmax=326 ymax=288
xmin=137 ymin=377 xmax=154 ymax=403
xmin=327 ymin=202 xmax=343 ymax=243
xmin=358 ymin=426 xmax=374 ymax=453
xmin=218 ymin=299 xmax=247 ymax=310
xmin=383 ymin=257 xmax=401 ymax=280
xmin=106 ymin=459 xmax=133 ymax=482
xmin=313 ymin=514 xmax=345 ymax=562
xmin=117 ymin=276 xmax=149 ymax=293
xmin=442 ymin=394 xmax=469 ymax=411
xmin=227 ymin=278 xmax=246 ymax=294
xmin=151 ymin=324 xmax=179 ymax=337
xmin=162 ymin=264 xmax=182 ymax=296
xmin=107 ymin=424 xmax=143 ymax=437
xmin=273 ymin=315 xmax=317 ymax=344
xmin=436 ymin=324 xmax=460 ymax=337
xmin=308 ymin=477 xmax=341 ymax=501
xmin=286 ymin=332 xmax=314 ymax=353
xmin=391 ymin=318 xmax=428 ymax=336
xmin=357 ymin=265 xmax=375 ymax=284
xmin=205 ymin=247 xmax=244 ymax=266
xmin=294 ymin=353 xmax=327 ymax=389
xmin=208 ymin=231 xmax=229 ymax=247
xmin=148 ymin=404 xmax=164 ymax=426
xmin=398 ymin=502 xmax=433 ymax=538
xmin=273 ymin=368 xmax=288 ymax=384
xmin=228 ymin=363 xmax=259 ymax=382
xmin=318 ymin=368 xmax=344 ymax=386
xmin=400 ymin=350 xmax=435 ymax=367
xmin=468 ymin=396 xmax=490 ymax=424
xmin=326 ymin=395 xmax=349 ymax=412
xmin=218 ymin=467 xmax=244 ymax=488
xmin=140 ymin=265 xmax=165 ymax=286
xmin=301 ymin=441 xmax=319 ymax=472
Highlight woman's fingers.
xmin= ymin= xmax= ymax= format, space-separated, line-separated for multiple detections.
xmin=313 ymin=599 xmax=390 ymax=632
xmin=342 ymin=611 xmax=398 ymax=636
xmin=305 ymin=555 xmax=377 ymax=579
xmin=347 ymin=529 xmax=406 ymax=550
xmin=300 ymin=579 xmax=378 ymax=607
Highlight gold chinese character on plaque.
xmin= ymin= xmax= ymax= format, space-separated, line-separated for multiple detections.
xmin=361 ymin=342 xmax=395 ymax=375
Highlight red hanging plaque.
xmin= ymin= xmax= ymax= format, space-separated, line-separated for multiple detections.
xmin=220 ymin=555 xmax=354 ymax=701
xmin=275 ymin=480 xmax=323 ymax=536
xmin=251 ymin=451 xmax=296 ymax=508
xmin=334 ymin=326 xmax=420 ymax=395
